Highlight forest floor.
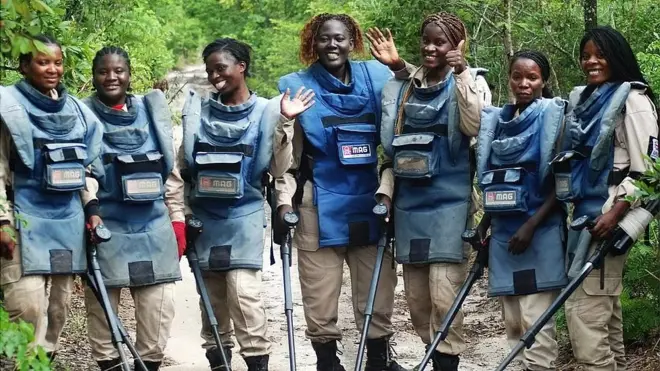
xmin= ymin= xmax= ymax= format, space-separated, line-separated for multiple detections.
xmin=48 ymin=65 xmax=660 ymax=371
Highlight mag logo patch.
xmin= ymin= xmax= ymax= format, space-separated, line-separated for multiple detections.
xmin=341 ymin=144 xmax=372 ymax=159
xmin=485 ymin=190 xmax=517 ymax=207
xmin=199 ymin=175 xmax=238 ymax=195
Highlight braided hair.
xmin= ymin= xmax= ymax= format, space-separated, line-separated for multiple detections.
xmin=299 ymin=13 xmax=364 ymax=66
xmin=420 ymin=12 xmax=467 ymax=49
xmin=19 ymin=35 xmax=61 ymax=66
xmin=92 ymin=46 xmax=131 ymax=74
xmin=580 ymin=26 xmax=657 ymax=107
xmin=509 ymin=50 xmax=554 ymax=98
xmin=202 ymin=38 xmax=253 ymax=77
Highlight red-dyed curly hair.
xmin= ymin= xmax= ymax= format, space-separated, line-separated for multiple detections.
xmin=298 ymin=13 xmax=365 ymax=66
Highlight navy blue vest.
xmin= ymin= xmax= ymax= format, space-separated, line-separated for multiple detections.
xmin=278 ymin=60 xmax=391 ymax=248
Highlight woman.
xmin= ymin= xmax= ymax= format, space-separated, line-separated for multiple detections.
xmin=272 ymin=13 xmax=406 ymax=371
xmin=82 ymin=46 xmax=182 ymax=371
xmin=553 ymin=26 xmax=659 ymax=371
xmin=477 ymin=51 xmax=568 ymax=371
xmin=369 ymin=12 xmax=490 ymax=371
xmin=167 ymin=38 xmax=311 ymax=371
xmin=0 ymin=35 xmax=103 ymax=359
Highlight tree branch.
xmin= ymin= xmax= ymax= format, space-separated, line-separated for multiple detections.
xmin=0 ymin=66 xmax=19 ymax=71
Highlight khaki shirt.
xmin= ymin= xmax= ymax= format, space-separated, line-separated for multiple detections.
xmin=603 ymin=89 xmax=659 ymax=213
xmin=375 ymin=61 xmax=492 ymax=213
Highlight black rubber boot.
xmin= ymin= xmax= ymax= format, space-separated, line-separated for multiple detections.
xmin=141 ymin=360 xmax=162 ymax=371
xmin=206 ymin=347 xmax=233 ymax=370
xmin=364 ymin=337 xmax=408 ymax=371
xmin=244 ymin=355 xmax=269 ymax=371
xmin=311 ymin=340 xmax=345 ymax=371
xmin=432 ymin=352 xmax=459 ymax=371
xmin=97 ymin=358 xmax=121 ymax=370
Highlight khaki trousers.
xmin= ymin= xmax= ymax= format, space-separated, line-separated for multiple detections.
xmin=1 ymin=274 xmax=74 ymax=353
xmin=501 ymin=291 xmax=560 ymax=370
xmin=403 ymin=261 xmax=468 ymax=355
xmin=565 ymin=246 xmax=627 ymax=371
xmin=84 ymin=282 xmax=176 ymax=362
xmin=297 ymin=245 xmax=397 ymax=343
xmin=199 ymin=269 xmax=271 ymax=358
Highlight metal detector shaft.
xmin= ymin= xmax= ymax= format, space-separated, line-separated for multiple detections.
xmin=281 ymin=211 xmax=298 ymax=371
xmin=88 ymin=243 xmax=131 ymax=371
xmin=494 ymin=243 xmax=606 ymax=371
xmin=86 ymin=272 xmax=147 ymax=371
xmin=417 ymin=248 xmax=488 ymax=371
xmin=354 ymin=204 xmax=389 ymax=371
xmin=185 ymin=216 xmax=231 ymax=369
xmin=186 ymin=246 xmax=231 ymax=368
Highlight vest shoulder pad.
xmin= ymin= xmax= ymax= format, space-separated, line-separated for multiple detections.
xmin=475 ymin=105 xmax=502 ymax=183
xmin=144 ymin=89 xmax=175 ymax=175
xmin=278 ymin=72 xmax=306 ymax=94
xmin=469 ymin=67 xmax=488 ymax=80
xmin=630 ymin=81 xmax=648 ymax=90
xmin=362 ymin=60 xmax=394 ymax=79
xmin=69 ymin=94 xmax=104 ymax=168
xmin=0 ymin=85 xmax=35 ymax=169
xmin=568 ymin=86 xmax=586 ymax=109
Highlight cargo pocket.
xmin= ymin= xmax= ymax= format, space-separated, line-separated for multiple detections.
xmin=115 ymin=152 xmax=164 ymax=203
xmin=481 ymin=167 xmax=529 ymax=214
xmin=194 ymin=152 xmax=244 ymax=199
xmin=42 ymin=143 xmax=87 ymax=192
xmin=551 ymin=150 xmax=586 ymax=202
xmin=336 ymin=124 xmax=378 ymax=166
xmin=392 ymin=133 xmax=440 ymax=179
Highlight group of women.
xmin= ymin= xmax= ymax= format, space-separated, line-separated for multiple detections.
xmin=0 ymin=9 xmax=657 ymax=371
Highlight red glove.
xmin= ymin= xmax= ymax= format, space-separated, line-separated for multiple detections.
xmin=172 ymin=221 xmax=186 ymax=260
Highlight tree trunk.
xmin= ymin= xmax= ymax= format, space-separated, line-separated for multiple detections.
xmin=583 ymin=0 xmax=597 ymax=31
xmin=503 ymin=0 xmax=515 ymax=103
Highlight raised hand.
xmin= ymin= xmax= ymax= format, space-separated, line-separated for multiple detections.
xmin=446 ymin=40 xmax=467 ymax=74
xmin=366 ymin=27 xmax=402 ymax=69
xmin=280 ymin=87 xmax=315 ymax=120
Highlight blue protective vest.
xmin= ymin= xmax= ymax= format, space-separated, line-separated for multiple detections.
xmin=478 ymin=98 xmax=568 ymax=296
xmin=182 ymin=91 xmax=274 ymax=271
xmin=552 ymin=82 xmax=633 ymax=220
xmin=0 ymin=80 xmax=102 ymax=275
xmin=380 ymin=71 xmax=474 ymax=264
xmin=83 ymin=92 xmax=181 ymax=287
xmin=278 ymin=60 xmax=392 ymax=248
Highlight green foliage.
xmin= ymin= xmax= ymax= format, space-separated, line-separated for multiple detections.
xmin=0 ymin=304 xmax=52 ymax=370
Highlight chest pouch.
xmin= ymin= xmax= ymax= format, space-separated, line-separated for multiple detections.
xmin=335 ymin=124 xmax=378 ymax=166
xmin=481 ymin=167 xmax=529 ymax=214
xmin=42 ymin=143 xmax=87 ymax=192
xmin=392 ymin=133 xmax=440 ymax=178
xmin=551 ymin=150 xmax=588 ymax=202
xmin=194 ymin=152 xmax=244 ymax=199
xmin=115 ymin=152 xmax=164 ymax=203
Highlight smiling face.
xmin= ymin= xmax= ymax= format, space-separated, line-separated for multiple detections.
xmin=509 ymin=57 xmax=545 ymax=105
xmin=314 ymin=19 xmax=354 ymax=72
xmin=93 ymin=53 xmax=131 ymax=107
xmin=581 ymin=39 xmax=612 ymax=85
xmin=420 ymin=22 xmax=453 ymax=70
xmin=205 ymin=50 xmax=246 ymax=95
xmin=21 ymin=44 xmax=64 ymax=95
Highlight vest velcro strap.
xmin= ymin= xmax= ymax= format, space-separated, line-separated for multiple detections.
xmin=103 ymin=153 xmax=118 ymax=164
xmin=194 ymin=143 xmax=254 ymax=157
xmin=33 ymin=138 xmax=79 ymax=149
xmin=607 ymin=167 xmax=642 ymax=185
xmin=321 ymin=113 xmax=376 ymax=127
xmin=402 ymin=124 xmax=448 ymax=136
xmin=490 ymin=161 xmax=537 ymax=173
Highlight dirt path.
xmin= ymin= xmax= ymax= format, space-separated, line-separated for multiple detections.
xmin=158 ymin=65 xmax=518 ymax=371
